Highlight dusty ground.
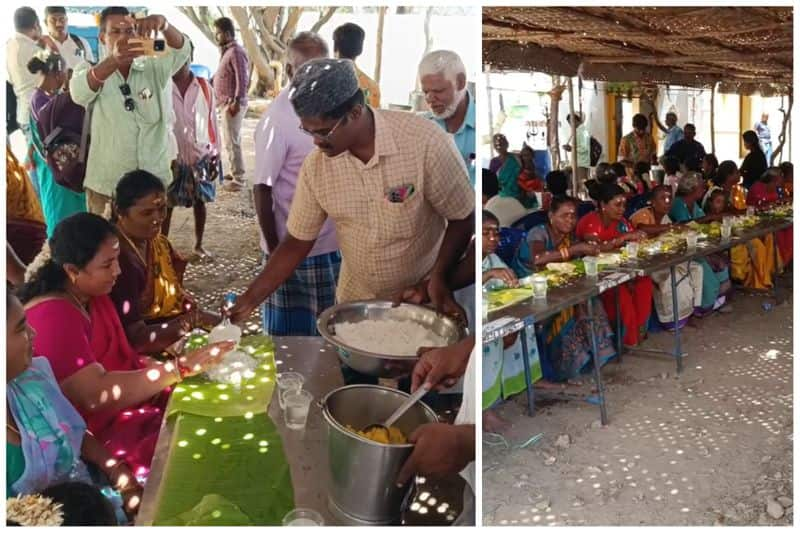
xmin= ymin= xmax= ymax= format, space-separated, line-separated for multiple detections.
xmin=167 ymin=111 xmax=264 ymax=329
xmin=482 ymin=275 xmax=793 ymax=526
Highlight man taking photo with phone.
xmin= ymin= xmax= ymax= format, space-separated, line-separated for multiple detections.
xmin=70 ymin=7 xmax=191 ymax=217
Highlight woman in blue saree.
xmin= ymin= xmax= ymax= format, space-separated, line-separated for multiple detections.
xmin=518 ymin=197 xmax=617 ymax=384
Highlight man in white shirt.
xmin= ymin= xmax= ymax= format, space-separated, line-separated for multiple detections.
xmin=7 ymin=7 xmax=46 ymax=140
xmin=252 ymin=31 xmax=340 ymax=336
xmin=44 ymin=6 xmax=95 ymax=69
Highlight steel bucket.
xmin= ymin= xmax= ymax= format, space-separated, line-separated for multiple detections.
xmin=320 ymin=385 xmax=439 ymax=525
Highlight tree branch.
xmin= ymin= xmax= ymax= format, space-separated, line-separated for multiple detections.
xmin=310 ymin=7 xmax=338 ymax=34
xmin=177 ymin=6 xmax=216 ymax=45
xmin=230 ymin=6 xmax=275 ymax=86
xmin=772 ymin=93 xmax=793 ymax=165
xmin=279 ymin=7 xmax=303 ymax=44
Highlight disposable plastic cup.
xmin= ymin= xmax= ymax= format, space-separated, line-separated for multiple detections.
xmin=532 ymin=274 xmax=548 ymax=299
xmin=283 ymin=389 xmax=313 ymax=430
xmin=276 ymin=372 xmax=304 ymax=410
xmin=282 ymin=508 xmax=324 ymax=526
xmin=625 ymin=242 xmax=639 ymax=261
xmin=583 ymin=257 xmax=599 ymax=278
xmin=686 ymin=232 xmax=698 ymax=251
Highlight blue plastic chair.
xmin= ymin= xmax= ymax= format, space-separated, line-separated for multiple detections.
xmin=513 ymin=210 xmax=549 ymax=232
xmin=495 ymin=227 xmax=527 ymax=268
xmin=190 ymin=64 xmax=212 ymax=80
xmin=624 ymin=193 xmax=650 ymax=218
xmin=577 ymin=201 xmax=596 ymax=218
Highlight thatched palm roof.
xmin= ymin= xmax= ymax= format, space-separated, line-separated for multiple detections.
xmin=483 ymin=7 xmax=792 ymax=94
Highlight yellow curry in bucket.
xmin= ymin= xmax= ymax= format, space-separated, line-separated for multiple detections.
xmin=346 ymin=425 xmax=407 ymax=444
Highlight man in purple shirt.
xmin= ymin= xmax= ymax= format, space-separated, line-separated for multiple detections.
xmin=253 ymin=31 xmax=340 ymax=336
xmin=212 ymin=17 xmax=249 ymax=192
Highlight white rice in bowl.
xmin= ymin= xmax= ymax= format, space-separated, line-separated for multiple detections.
xmin=334 ymin=319 xmax=448 ymax=356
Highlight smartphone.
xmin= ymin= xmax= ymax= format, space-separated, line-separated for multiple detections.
xmin=129 ymin=38 xmax=167 ymax=57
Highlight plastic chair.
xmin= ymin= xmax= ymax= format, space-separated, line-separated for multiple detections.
xmin=624 ymin=193 xmax=649 ymax=218
xmin=495 ymin=227 xmax=527 ymax=267
xmin=190 ymin=64 xmax=212 ymax=80
xmin=512 ymin=210 xmax=549 ymax=232
xmin=577 ymin=201 xmax=596 ymax=218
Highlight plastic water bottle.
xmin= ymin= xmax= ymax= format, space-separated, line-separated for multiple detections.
xmin=209 ymin=292 xmax=242 ymax=345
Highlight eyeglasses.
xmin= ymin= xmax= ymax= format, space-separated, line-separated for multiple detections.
xmin=298 ymin=115 xmax=346 ymax=142
xmin=119 ymin=83 xmax=135 ymax=112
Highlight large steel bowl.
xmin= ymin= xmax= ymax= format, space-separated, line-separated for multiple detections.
xmin=321 ymin=385 xmax=440 ymax=525
xmin=317 ymin=300 xmax=468 ymax=378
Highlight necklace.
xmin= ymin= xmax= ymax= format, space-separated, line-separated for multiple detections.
xmin=63 ymin=289 xmax=90 ymax=319
xmin=7 ymin=422 xmax=19 ymax=435
xmin=117 ymin=226 xmax=148 ymax=267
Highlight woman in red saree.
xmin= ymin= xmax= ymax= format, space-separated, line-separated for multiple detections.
xmin=20 ymin=213 xmax=232 ymax=479
xmin=748 ymin=167 xmax=793 ymax=267
xmin=576 ymin=183 xmax=653 ymax=346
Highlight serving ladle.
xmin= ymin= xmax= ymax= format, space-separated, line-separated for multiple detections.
xmin=362 ymin=386 xmax=430 ymax=441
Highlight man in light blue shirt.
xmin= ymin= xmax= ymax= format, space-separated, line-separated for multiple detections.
xmin=652 ymin=111 xmax=683 ymax=154
xmin=70 ymin=7 xmax=191 ymax=215
xmin=418 ymin=50 xmax=475 ymax=187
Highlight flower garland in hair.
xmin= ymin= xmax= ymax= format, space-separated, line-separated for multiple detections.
xmin=6 ymin=494 xmax=64 ymax=526
xmin=33 ymin=47 xmax=54 ymax=64
xmin=24 ymin=241 xmax=52 ymax=283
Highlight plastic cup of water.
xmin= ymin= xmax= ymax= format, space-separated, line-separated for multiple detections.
xmin=625 ymin=242 xmax=639 ymax=261
xmin=721 ymin=224 xmax=732 ymax=240
xmin=583 ymin=256 xmax=599 ymax=278
xmin=283 ymin=389 xmax=313 ymax=430
xmin=532 ymin=274 xmax=548 ymax=299
xmin=282 ymin=508 xmax=324 ymax=526
xmin=686 ymin=232 xmax=698 ymax=251
xmin=746 ymin=206 xmax=756 ymax=217
xmin=722 ymin=215 xmax=733 ymax=228
xmin=276 ymin=372 xmax=304 ymax=410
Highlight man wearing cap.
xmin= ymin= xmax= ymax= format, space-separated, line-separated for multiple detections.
xmin=418 ymin=50 xmax=475 ymax=187
xmin=229 ymin=58 xmax=474 ymax=365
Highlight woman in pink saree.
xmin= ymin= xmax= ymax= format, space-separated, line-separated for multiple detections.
xmin=20 ymin=213 xmax=232 ymax=478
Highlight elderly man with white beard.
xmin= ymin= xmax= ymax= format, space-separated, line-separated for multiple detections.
xmin=418 ymin=50 xmax=476 ymax=187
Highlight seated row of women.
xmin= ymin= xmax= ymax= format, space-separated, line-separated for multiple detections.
xmin=7 ymin=170 xmax=230 ymax=519
xmin=482 ymin=168 xmax=792 ymax=431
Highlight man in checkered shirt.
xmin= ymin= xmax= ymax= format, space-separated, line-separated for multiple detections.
xmin=229 ymin=58 xmax=474 ymax=381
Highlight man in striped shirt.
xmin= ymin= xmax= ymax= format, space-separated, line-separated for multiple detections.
xmin=212 ymin=17 xmax=250 ymax=192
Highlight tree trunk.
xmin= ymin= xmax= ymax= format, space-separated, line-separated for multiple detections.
xmin=178 ymin=6 xmax=340 ymax=97
xmin=548 ymin=76 xmax=565 ymax=169
xmin=568 ymin=76 xmax=579 ymax=193
xmin=229 ymin=7 xmax=275 ymax=89
xmin=279 ymin=7 xmax=303 ymax=44
xmin=772 ymin=92 xmax=793 ymax=164
xmin=374 ymin=6 xmax=388 ymax=84
xmin=415 ymin=7 xmax=435 ymax=91
xmin=423 ymin=7 xmax=434 ymax=56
